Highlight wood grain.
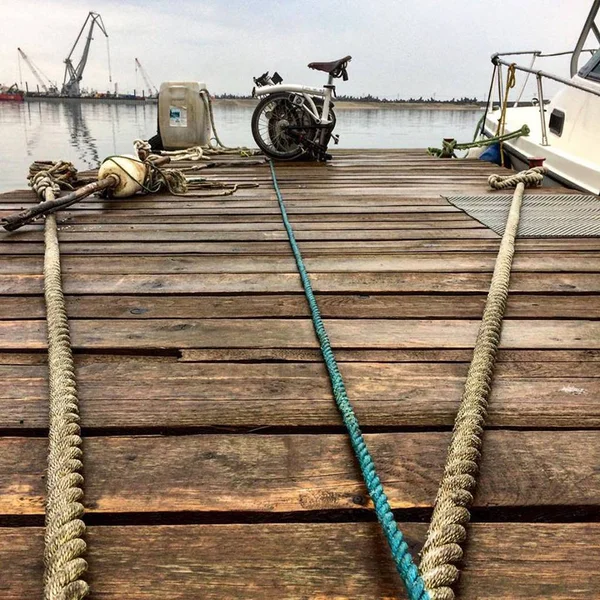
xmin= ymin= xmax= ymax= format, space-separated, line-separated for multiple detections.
xmin=1 ymin=430 xmax=598 ymax=515
xmin=2 ymin=294 xmax=599 ymax=320
xmin=0 ymin=318 xmax=599 ymax=350
xmin=1 ymin=360 xmax=599 ymax=429
xmin=4 ymin=272 xmax=600 ymax=294
xmin=2 ymin=523 xmax=598 ymax=599
xmin=4 ymin=238 xmax=600 ymax=256
xmin=3 ymin=252 xmax=600 ymax=274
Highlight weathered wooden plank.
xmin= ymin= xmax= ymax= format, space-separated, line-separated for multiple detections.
xmin=3 ymin=253 xmax=600 ymax=275
xmin=0 ymin=318 xmax=598 ymax=351
xmin=58 ymin=210 xmax=475 ymax=221
xmin=2 ymin=294 xmax=598 ymax=320
xmin=0 ymin=185 xmax=569 ymax=202
xmin=178 ymin=348 xmax=600 ymax=363
xmin=0 ymin=198 xmax=461 ymax=210
xmin=3 ymin=523 xmax=598 ymax=599
xmin=49 ymin=220 xmax=488 ymax=232
xmin=3 ymin=272 xmax=600 ymax=294
xmin=0 ymin=239 xmax=505 ymax=256
xmin=0 ymin=228 xmax=500 ymax=243
xmin=2 ymin=349 xmax=600 ymax=365
xmin=2 ymin=360 xmax=598 ymax=429
xmin=6 ymin=238 xmax=600 ymax=256
xmin=1 ymin=431 xmax=598 ymax=515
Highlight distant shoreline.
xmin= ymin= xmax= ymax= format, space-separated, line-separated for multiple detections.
xmin=213 ymin=98 xmax=484 ymax=111
xmin=23 ymin=95 xmax=157 ymax=104
xmin=19 ymin=96 xmax=485 ymax=111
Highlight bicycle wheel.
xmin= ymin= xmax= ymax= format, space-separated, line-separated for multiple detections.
xmin=251 ymin=92 xmax=317 ymax=160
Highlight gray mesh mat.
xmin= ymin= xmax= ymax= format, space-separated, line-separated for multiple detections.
xmin=445 ymin=194 xmax=600 ymax=237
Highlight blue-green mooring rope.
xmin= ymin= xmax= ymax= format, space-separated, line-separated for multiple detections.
xmin=268 ymin=160 xmax=429 ymax=600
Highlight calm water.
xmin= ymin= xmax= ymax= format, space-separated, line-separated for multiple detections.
xmin=0 ymin=100 xmax=482 ymax=193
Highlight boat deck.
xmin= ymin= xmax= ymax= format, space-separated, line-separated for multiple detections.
xmin=1 ymin=149 xmax=599 ymax=599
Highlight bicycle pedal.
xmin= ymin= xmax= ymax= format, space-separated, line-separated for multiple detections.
xmin=332 ymin=135 xmax=340 ymax=145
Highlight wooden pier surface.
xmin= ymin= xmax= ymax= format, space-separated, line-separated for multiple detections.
xmin=0 ymin=149 xmax=598 ymax=599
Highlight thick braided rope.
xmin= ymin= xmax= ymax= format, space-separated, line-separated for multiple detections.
xmin=29 ymin=161 xmax=78 ymax=190
xmin=427 ymin=125 xmax=530 ymax=158
xmin=268 ymin=160 xmax=429 ymax=600
xmin=134 ymin=139 xmax=205 ymax=162
xmin=133 ymin=139 xmax=153 ymax=156
xmin=30 ymin=173 xmax=89 ymax=600
xmin=145 ymin=164 xmax=189 ymax=195
xmin=488 ymin=166 xmax=545 ymax=190
xmin=418 ymin=170 xmax=542 ymax=599
xmin=200 ymin=91 xmax=260 ymax=156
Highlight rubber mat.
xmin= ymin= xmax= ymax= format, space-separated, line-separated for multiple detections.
xmin=445 ymin=194 xmax=600 ymax=237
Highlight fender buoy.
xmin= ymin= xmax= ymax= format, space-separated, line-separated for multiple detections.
xmin=98 ymin=154 xmax=147 ymax=198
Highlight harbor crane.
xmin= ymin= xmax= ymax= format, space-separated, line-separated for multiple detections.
xmin=135 ymin=58 xmax=158 ymax=97
xmin=62 ymin=11 xmax=111 ymax=97
xmin=17 ymin=48 xmax=58 ymax=94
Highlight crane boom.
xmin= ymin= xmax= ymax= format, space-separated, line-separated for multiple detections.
xmin=135 ymin=58 xmax=158 ymax=97
xmin=17 ymin=48 xmax=57 ymax=93
xmin=62 ymin=11 xmax=109 ymax=96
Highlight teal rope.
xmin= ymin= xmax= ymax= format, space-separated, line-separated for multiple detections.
xmin=268 ymin=160 xmax=428 ymax=600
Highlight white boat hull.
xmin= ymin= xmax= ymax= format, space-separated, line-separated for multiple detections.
xmin=484 ymin=74 xmax=600 ymax=195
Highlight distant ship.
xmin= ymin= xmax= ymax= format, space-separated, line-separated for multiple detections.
xmin=0 ymin=84 xmax=24 ymax=102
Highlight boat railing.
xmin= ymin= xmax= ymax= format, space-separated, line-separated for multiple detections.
xmin=489 ymin=52 xmax=600 ymax=146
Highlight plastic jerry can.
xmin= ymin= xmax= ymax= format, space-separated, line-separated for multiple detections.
xmin=158 ymin=82 xmax=211 ymax=149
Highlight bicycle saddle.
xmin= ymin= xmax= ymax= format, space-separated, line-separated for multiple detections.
xmin=308 ymin=55 xmax=352 ymax=79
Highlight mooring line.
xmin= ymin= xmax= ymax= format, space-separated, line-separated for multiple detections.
xmin=268 ymin=160 xmax=429 ymax=600
xmin=418 ymin=169 xmax=544 ymax=600
xmin=43 ymin=207 xmax=89 ymax=600
xmin=29 ymin=164 xmax=89 ymax=600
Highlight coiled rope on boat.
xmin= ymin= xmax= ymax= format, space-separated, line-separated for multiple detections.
xmin=496 ymin=64 xmax=517 ymax=167
xmin=268 ymin=161 xmax=545 ymax=600
xmin=29 ymin=164 xmax=89 ymax=600
xmin=427 ymin=125 xmax=530 ymax=158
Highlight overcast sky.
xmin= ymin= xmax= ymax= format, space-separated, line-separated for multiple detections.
xmin=0 ymin=0 xmax=595 ymax=99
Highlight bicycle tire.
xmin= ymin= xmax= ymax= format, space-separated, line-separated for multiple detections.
xmin=251 ymin=92 xmax=317 ymax=160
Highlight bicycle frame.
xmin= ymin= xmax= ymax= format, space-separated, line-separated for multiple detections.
xmin=253 ymin=78 xmax=336 ymax=127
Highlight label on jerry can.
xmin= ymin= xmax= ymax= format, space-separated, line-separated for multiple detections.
xmin=169 ymin=106 xmax=187 ymax=127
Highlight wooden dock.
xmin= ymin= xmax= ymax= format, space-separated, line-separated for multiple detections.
xmin=1 ymin=149 xmax=598 ymax=599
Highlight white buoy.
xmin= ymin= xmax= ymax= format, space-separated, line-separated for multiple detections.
xmin=98 ymin=154 xmax=147 ymax=198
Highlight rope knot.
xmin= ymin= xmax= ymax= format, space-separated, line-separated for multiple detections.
xmin=488 ymin=166 xmax=545 ymax=190
xmin=30 ymin=171 xmax=61 ymax=198
xmin=133 ymin=139 xmax=152 ymax=154
xmin=28 ymin=161 xmax=78 ymax=201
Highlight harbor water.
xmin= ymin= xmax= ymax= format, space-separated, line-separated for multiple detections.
xmin=0 ymin=100 xmax=482 ymax=193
